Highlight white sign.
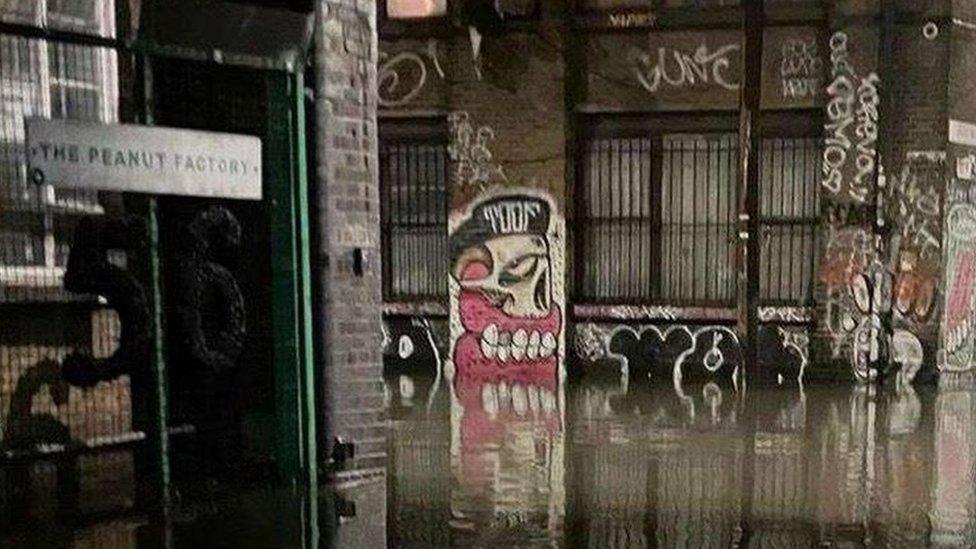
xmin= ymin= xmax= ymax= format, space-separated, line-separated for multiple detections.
xmin=950 ymin=119 xmax=976 ymax=147
xmin=26 ymin=118 xmax=262 ymax=200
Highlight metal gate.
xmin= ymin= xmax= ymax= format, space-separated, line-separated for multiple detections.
xmin=0 ymin=3 xmax=315 ymax=545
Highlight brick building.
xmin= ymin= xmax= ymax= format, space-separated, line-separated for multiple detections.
xmin=374 ymin=0 xmax=976 ymax=388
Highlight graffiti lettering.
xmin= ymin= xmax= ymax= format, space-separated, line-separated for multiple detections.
xmin=780 ymin=38 xmax=821 ymax=99
xmin=378 ymin=39 xmax=445 ymax=108
xmin=608 ymin=12 xmax=655 ymax=28
xmin=482 ymin=200 xmax=542 ymax=235
xmin=448 ymin=111 xmax=508 ymax=190
xmin=629 ymin=42 xmax=740 ymax=94
xmin=821 ymin=31 xmax=880 ymax=203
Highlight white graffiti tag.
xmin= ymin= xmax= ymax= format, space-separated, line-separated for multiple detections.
xmin=821 ymin=31 xmax=881 ymax=202
xmin=629 ymin=42 xmax=740 ymax=93
xmin=780 ymin=38 xmax=822 ymax=99
xmin=377 ymin=39 xmax=445 ymax=108
xmin=447 ymin=111 xmax=508 ymax=189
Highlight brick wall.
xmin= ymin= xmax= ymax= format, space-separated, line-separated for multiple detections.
xmin=313 ymin=0 xmax=387 ymax=476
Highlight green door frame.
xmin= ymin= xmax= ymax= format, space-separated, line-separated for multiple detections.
xmin=266 ymin=70 xmax=318 ymax=492
xmin=266 ymin=69 xmax=318 ymax=547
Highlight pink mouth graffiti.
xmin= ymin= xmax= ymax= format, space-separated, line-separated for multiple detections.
xmin=455 ymin=289 xmax=561 ymax=379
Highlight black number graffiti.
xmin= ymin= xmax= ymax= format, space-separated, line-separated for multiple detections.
xmin=3 ymin=359 xmax=80 ymax=521
xmin=173 ymin=206 xmax=246 ymax=378
xmin=62 ymin=216 xmax=151 ymax=387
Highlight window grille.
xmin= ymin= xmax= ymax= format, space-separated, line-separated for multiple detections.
xmin=577 ymin=125 xmax=738 ymax=306
xmin=380 ymin=119 xmax=449 ymax=302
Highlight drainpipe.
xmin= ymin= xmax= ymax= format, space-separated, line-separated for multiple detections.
xmin=874 ymin=0 xmax=896 ymax=381
xmin=737 ymin=0 xmax=763 ymax=380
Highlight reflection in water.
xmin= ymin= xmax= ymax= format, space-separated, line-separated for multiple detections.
xmin=384 ymin=369 xmax=976 ymax=547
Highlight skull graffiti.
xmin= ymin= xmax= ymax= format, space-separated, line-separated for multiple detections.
xmin=450 ymin=194 xmax=562 ymax=378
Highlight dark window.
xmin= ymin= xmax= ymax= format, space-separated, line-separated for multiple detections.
xmin=576 ymin=116 xmax=738 ymax=306
xmin=380 ymin=118 xmax=449 ymax=302
xmin=758 ymin=113 xmax=822 ymax=305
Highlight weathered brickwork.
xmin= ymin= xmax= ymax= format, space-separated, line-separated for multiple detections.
xmin=314 ymin=0 xmax=386 ymax=475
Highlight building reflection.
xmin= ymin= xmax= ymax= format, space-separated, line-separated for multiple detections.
xmin=382 ymin=367 xmax=976 ymax=547
xmin=931 ymin=373 xmax=976 ymax=546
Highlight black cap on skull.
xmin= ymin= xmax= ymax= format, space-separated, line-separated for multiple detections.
xmin=450 ymin=195 xmax=550 ymax=264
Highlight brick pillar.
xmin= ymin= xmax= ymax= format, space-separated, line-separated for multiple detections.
xmin=813 ymin=10 xmax=950 ymax=382
xmin=313 ymin=0 xmax=386 ymax=477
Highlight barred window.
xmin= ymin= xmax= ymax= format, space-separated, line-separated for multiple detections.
xmin=577 ymin=117 xmax=738 ymax=306
xmin=758 ymin=114 xmax=821 ymax=305
xmin=0 ymin=0 xmax=116 ymax=289
xmin=577 ymin=115 xmax=820 ymax=307
xmin=380 ymin=119 xmax=449 ymax=302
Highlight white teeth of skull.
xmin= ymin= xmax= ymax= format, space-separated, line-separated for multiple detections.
xmin=527 ymin=331 xmax=541 ymax=359
xmin=481 ymin=338 xmax=496 ymax=359
xmin=513 ymin=329 xmax=528 ymax=347
xmin=498 ymin=382 xmax=510 ymax=411
xmin=481 ymin=324 xmax=499 ymax=359
xmin=512 ymin=329 xmax=528 ymax=361
xmin=541 ymin=332 xmax=556 ymax=357
xmin=497 ymin=331 xmax=512 ymax=362
xmin=512 ymin=384 xmax=528 ymax=416
xmin=483 ymin=323 xmax=499 ymax=344
xmin=512 ymin=344 xmax=525 ymax=361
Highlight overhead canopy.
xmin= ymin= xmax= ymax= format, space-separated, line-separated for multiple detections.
xmin=135 ymin=0 xmax=314 ymax=72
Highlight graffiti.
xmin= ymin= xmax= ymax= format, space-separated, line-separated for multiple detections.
xmin=629 ymin=42 xmax=740 ymax=94
xmin=608 ymin=12 xmax=655 ymax=28
xmin=942 ymin=204 xmax=976 ymax=372
xmin=602 ymin=324 xmax=742 ymax=390
xmin=447 ymin=111 xmax=508 ymax=191
xmin=821 ymin=31 xmax=880 ymax=203
xmin=382 ymin=318 xmax=444 ymax=411
xmin=2 ymin=359 xmax=80 ymax=517
xmin=61 ymin=216 xmax=149 ymax=387
xmin=378 ymin=39 xmax=444 ymax=107
xmin=884 ymin=154 xmax=944 ymax=326
xmin=780 ymin=38 xmax=821 ymax=99
xmin=758 ymin=306 xmax=811 ymax=323
xmin=777 ymin=327 xmax=809 ymax=384
xmin=823 ymin=246 xmax=924 ymax=383
xmin=573 ymin=322 xmax=610 ymax=362
xmin=892 ymin=329 xmax=924 ymax=385
xmin=449 ymin=192 xmax=563 ymax=381
xmin=574 ymin=303 xmax=683 ymax=321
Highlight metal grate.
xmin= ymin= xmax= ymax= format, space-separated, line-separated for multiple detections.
xmin=380 ymin=121 xmax=449 ymax=302
xmin=758 ymin=136 xmax=821 ymax=305
xmin=577 ymin=131 xmax=738 ymax=306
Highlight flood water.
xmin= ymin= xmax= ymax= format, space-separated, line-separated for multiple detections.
xmin=379 ymin=371 xmax=976 ymax=548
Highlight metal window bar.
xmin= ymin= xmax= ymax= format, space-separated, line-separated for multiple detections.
xmin=577 ymin=131 xmax=737 ymax=306
xmin=758 ymin=136 xmax=821 ymax=305
xmin=379 ymin=134 xmax=449 ymax=302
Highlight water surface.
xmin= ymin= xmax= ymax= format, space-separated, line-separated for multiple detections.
xmin=384 ymin=371 xmax=976 ymax=547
